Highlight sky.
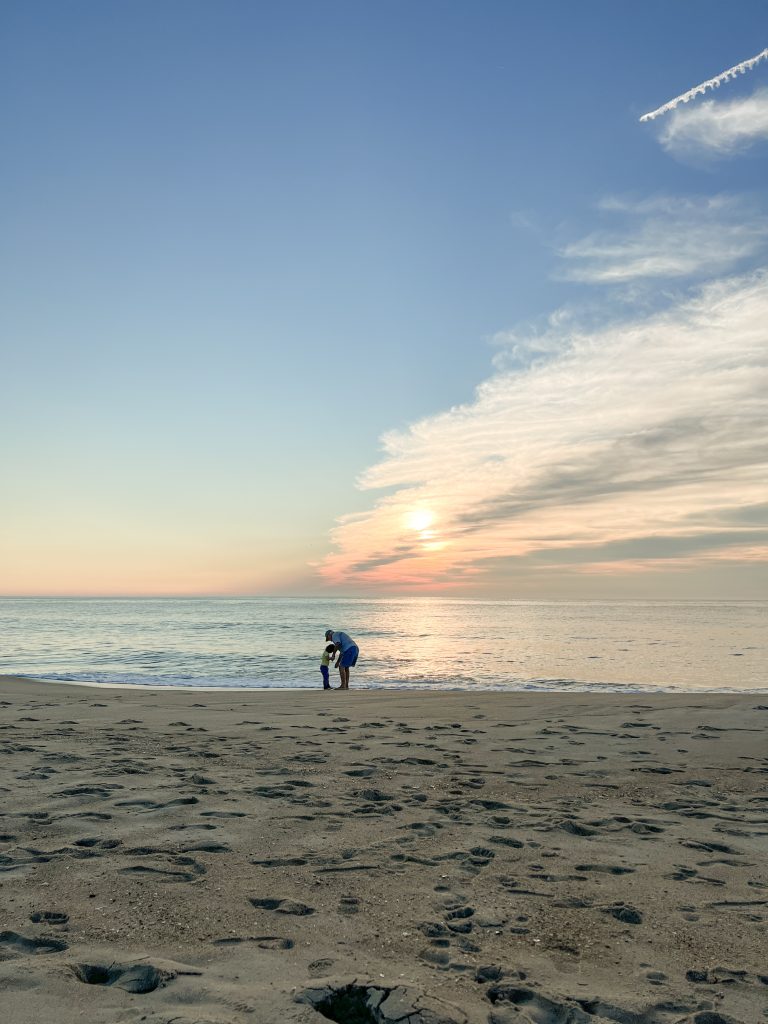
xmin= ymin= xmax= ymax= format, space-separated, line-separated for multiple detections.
xmin=1 ymin=1 xmax=767 ymax=599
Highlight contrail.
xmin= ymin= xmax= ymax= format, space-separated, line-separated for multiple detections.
xmin=640 ymin=47 xmax=768 ymax=122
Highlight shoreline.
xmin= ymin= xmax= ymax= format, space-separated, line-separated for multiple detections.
xmin=0 ymin=676 xmax=766 ymax=1023
xmin=4 ymin=673 xmax=768 ymax=696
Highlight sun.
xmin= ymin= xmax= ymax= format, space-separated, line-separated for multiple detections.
xmin=404 ymin=509 xmax=435 ymax=532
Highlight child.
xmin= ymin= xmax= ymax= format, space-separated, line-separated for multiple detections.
xmin=320 ymin=643 xmax=335 ymax=690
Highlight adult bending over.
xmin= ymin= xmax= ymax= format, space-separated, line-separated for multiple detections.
xmin=325 ymin=629 xmax=359 ymax=690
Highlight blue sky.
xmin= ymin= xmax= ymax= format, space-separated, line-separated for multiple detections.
xmin=2 ymin=2 xmax=767 ymax=596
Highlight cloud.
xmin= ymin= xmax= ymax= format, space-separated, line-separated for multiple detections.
xmin=560 ymin=196 xmax=768 ymax=283
xmin=319 ymin=270 xmax=768 ymax=591
xmin=659 ymin=89 xmax=768 ymax=156
xmin=639 ymin=46 xmax=768 ymax=122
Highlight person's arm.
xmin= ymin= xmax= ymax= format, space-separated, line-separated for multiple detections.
xmin=333 ymin=642 xmax=342 ymax=667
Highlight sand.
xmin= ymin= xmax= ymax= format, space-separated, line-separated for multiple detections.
xmin=0 ymin=676 xmax=766 ymax=1024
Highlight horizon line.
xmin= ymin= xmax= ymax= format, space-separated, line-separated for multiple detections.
xmin=0 ymin=594 xmax=764 ymax=603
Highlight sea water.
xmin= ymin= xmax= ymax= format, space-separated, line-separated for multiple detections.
xmin=0 ymin=597 xmax=765 ymax=693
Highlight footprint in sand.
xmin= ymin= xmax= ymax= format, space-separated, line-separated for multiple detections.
xmin=419 ymin=945 xmax=450 ymax=966
xmin=249 ymin=897 xmax=315 ymax=915
xmin=251 ymin=856 xmax=308 ymax=867
xmin=575 ymin=863 xmax=635 ymax=875
xmin=70 ymin=962 xmax=174 ymax=993
xmin=73 ymin=837 xmax=121 ymax=850
xmin=169 ymin=822 xmax=218 ymax=831
xmin=602 ymin=903 xmax=643 ymax=925
xmin=0 ymin=930 xmax=69 ymax=955
xmin=119 ymin=853 xmax=206 ymax=883
xmin=297 ymin=981 xmax=466 ymax=1024
xmin=308 ymin=958 xmax=335 ymax=976
xmin=213 ymin=935 xmax=294 ymax=950
xmin=29 ymin=911 xmax=69 ymax=926
xmin=443 ymin=905 xmax=475 ymax=935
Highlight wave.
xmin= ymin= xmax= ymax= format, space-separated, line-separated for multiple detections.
xmin=30 ymin=672 xmax=768 ymax=695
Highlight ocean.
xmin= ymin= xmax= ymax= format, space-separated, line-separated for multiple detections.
xmin=0 ymin=597 xmax=765 ymax=693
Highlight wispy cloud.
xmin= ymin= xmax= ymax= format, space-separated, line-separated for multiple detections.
xmin=639 ymin=46 xmax=768 ymax=122
xmin=560 ymin=196 xmax=768 ymax=283
xmin=659 ymin=89 xmax=768 ymax=156
xmin=319 ymin=271 xmax=768 ymax=591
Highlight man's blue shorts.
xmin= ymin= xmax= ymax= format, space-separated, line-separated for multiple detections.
xmin=339 ymin=645 xmax=359 ymax=668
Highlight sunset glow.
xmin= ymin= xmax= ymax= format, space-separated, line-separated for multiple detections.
xmin=405 ymin=510 xmax=435 ymax=532
xmin=320 ymin=272 xmax=768 ymax=595
xmin=2 ymin=5 xmax=766 ymax=599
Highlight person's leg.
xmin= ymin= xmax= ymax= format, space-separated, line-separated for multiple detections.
xmin=344 ymin=646 xmax=357 ymax=688
xmin=321 ymin=666 xmax=330 ymax=689
xmin=338 ymin=645 xmax=358 ymax=689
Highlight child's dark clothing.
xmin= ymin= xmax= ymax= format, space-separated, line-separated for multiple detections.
xmin=320 ymin=649 xmax=332 ymax=689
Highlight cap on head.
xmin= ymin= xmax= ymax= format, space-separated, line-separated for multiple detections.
xmin=325 ymin=629 xmax=333 ymax=640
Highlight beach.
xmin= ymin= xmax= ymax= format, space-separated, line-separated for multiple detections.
xmin=0 ymin=676 xmax=766 ymax=1024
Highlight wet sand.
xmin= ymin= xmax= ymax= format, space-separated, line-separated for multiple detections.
xmin=0 ymin=675 xmax=766 ymax=1024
